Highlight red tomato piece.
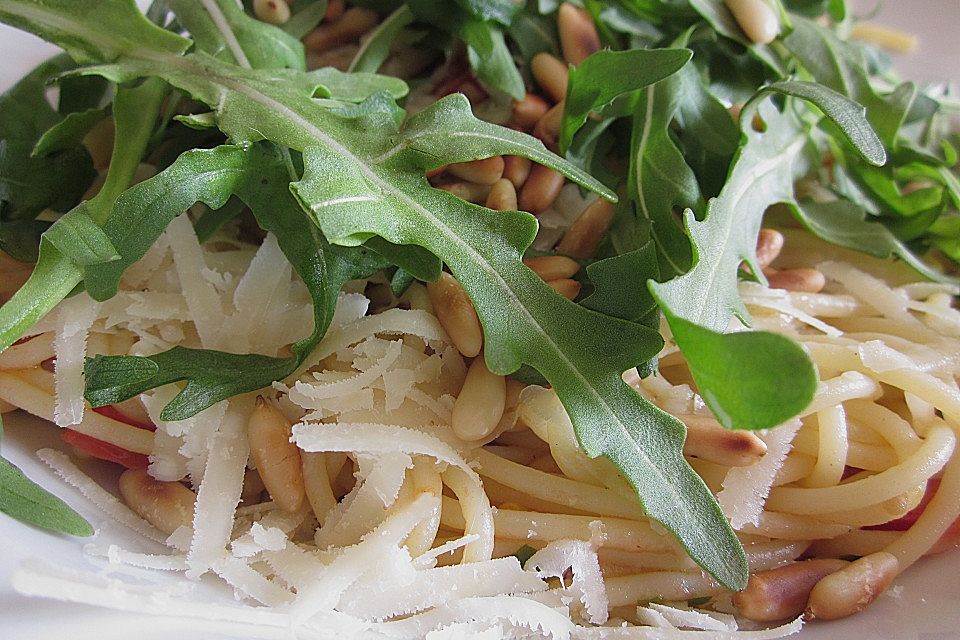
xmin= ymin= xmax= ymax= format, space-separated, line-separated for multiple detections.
xmin=92 ymin=405 xmax=156 ymax=431
xmin=62 ymin=429 xmax=149 ymax=469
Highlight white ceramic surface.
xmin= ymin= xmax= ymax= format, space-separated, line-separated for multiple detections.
xmin=0 ymin=2 xmax=958 ymax=639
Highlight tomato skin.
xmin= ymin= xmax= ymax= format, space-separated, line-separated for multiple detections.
xmin=62 ymin=405 xmax=156 ymax=468
xmin=62 ymin=429 xmax=150 ymax=469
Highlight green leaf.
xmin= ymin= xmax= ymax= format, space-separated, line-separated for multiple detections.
xmin=581 ymin=245 xmax=659 ymax=322
xmin=793 ymin=199 xmax=957 ymax=285
xmin=560 ymin=47 xmax=693 ymax=152
xmin=782 ymin=16 xmax=912 ymax=147
xmin=166 ymin=0 xmax=305 ymax=70
xmin=3 ymin=0 xmax=747 ymax=588
xmin=668 ymin=317 xmax=817 ymax=430
xmin=308 ymin=67 xmax=409 ymax=102
xmin=759 ymin=80 xmax=885 ymax=166
xmin=283 ymin=0 xmax=328 ymax=40
xmin=0 ymin=455 xmax=93 ymax=536
xmin=454 ymin=0 xmax=524 ymax=25
xmin=649 ymin=99 xmax=818 ymax=428
xmin=85 ymin=143 xmax=389 ymax=420
xmin=0 ymin=218 xmax=48 ymax=262
xmin=0 ymin=55 xmax=97 ymax=220
xmin=0 ymin=0 xmax=190 ymax=65
xmin=43 ymin=207 xmax=120 ymax=267
xmin=32 ymin=107 xmax=109 ymax=157
xmin=349 ymin=5 xmax=414 ymax=73
xmin=464 ymin=22 xmax=526 ymax=100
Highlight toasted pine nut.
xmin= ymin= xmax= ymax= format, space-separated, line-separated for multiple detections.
xmin=547 ymin=278 xmax=581 ymax=300
xmin=503 ymin=156 xmax=532 ymax=189
xmin=485 ymin=178 xmax=518 ymax=211
xmin=765 ymin=267 xmax=826 ymax=293
xmin=325 ymin=0 xmax=345 ymax=22
xmin=118 ymin=468 xmax=196 ymax=535
xmin=248 ymin=397 xmax=305 ymax=512
xmin=242 ymin=468 xmax=266 ymax=501
xmin=438 ymin=181 xmax=490 ymax=204
xmin=519 ymin=164 xmax=566 ymax=214
xmin=806 ymin=552 xmax=899 ymax=620
xmin=0 ymin=398 xmax=15 ymax=413
xmin=556 ymin=198 xmax=615 ymax=259
xmin=524 ymin=255 xmax=580 ymax=281
xmin=448 ymin=157 xmax=505 ymax=185
xmin=532 ymin=101 xmax=563 ymax=151
xmin=452 ymin=357 xmax=507 ymax=442
xmin=253 ymin=0 xmax=290 ymax=24
xmin=558 ymin=3 xmax=601 ymax=66
xmin=531 ymin=53 xmax=569 ymax=104
xmin=679 ymin=413 xmax=767 ymax=467
xmin=426 ymin=272 xmax=483 ymax=358
xmin=733 ymin=559 xmax=849 ymax=622
xmin=304 ymin=7 xmax=378 ymax=52
xmin=755 ymin=228 xmax=785 ymax=270
xmin=723 ymin=0 xmax=780 ymax=44
xmin=511 ymin=93 xmax=550 ymax=130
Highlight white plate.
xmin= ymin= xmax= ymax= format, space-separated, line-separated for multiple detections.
xmin=0 ymin=3 xmax=959 ymax=639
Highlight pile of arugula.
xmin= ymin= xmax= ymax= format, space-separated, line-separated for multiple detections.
xmin=0 ymin=0 xmax=955 ymax=593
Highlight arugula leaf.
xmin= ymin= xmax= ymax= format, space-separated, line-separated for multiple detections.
xmin=349 ymin=4 xmax=415 ymax=73
xmin=465 ymin=21 xmax=525 ymax=101
xmin=283 ymin=0 xmax=328 ymax=40
xmin=85 ymin=143 xmax=389 ymax=420
xmin=0 ymin=456 xmax=93 ymax=536
xmin=793 ymin=199 xmax=956 ymax=285
xmin=4 ymin=0 xmax=752 ymax=588
xmin=0 ymin=78 xmax=167 ymax=352
xmin=560 ymin=47 xmax=693 ymax=152
xmin=166 ymin=0 xmax=305 ymax=70
xmin=0 ymin=55 xmax=96 ymax=221
xmin=648 ymin=99 xmax=818 ymax=429
xmin=454 ymin=0 xmax=524 ymax=26
xmin=758 ymin=80 xmax=885 ymax=166
xmin=308 ymin=67 xmax=409 ymax=102
xmin=32 ymin=107 xmax=109 ymax=157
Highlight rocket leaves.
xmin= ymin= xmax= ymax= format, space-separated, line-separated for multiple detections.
xmin=0 ymin=0 xmax=754 ymax=588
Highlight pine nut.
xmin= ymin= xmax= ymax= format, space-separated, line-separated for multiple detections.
xmin=248 ymin=397 xmax=305 ymax=513
xmin=118 ymin=468 xmax=196 ymax=535
xmin=325 ymin=0 xmax=345 ymax=22
xmin=426 ymin=272 xmax=483 ymax=358
xmin=765 ymin=267 xmax=826 ymax=293
xmin=485 ymin=178 xmax=518 ymax=211
xmin=304 ymin=7 xmax=378 ymax=53
xmin=523 ymin=255 xmax=580 ymax=281
xmin=0 ymin=398 xmax=15 ymax=413
xmin=548 ymin=278 xmax=581 ymax=300
xmin=531 ymin=53 xmax=569 ymax=104
xmin=532 ymin=101 xmax=563 ymax=151
xmin=806 ymin=552 xmax=899 ymax=620
xmin=723 ymin=0 xmax=780 ymax=45
xmin=452 ymin=357 xmax=507 ymax=442
xmin=503 ymin=156 xmax=532 ymax=189
xmin=679 ymin=413 xmax=767 ymax=467
xmin=519 ymin=164 xmax=566 ymax=214
xmin=253 ymin=0 xmax=291 ymax=25
xmin=733 ymin=559 xmax=849 ymax=622
xmin=558 ymin=3 xmax=601 ymax=66
xmin=511 ymin=93 xmax=550 ymax=130
xmin=438 ymin=181 xmax=490 ymax=204
xmin=448 ymin=157 xmax=505 ymax=185
xmin=556 ymin=198 xmax=615 ymax=259
xmin=755 ymin=228 xmax=785 ymax=269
